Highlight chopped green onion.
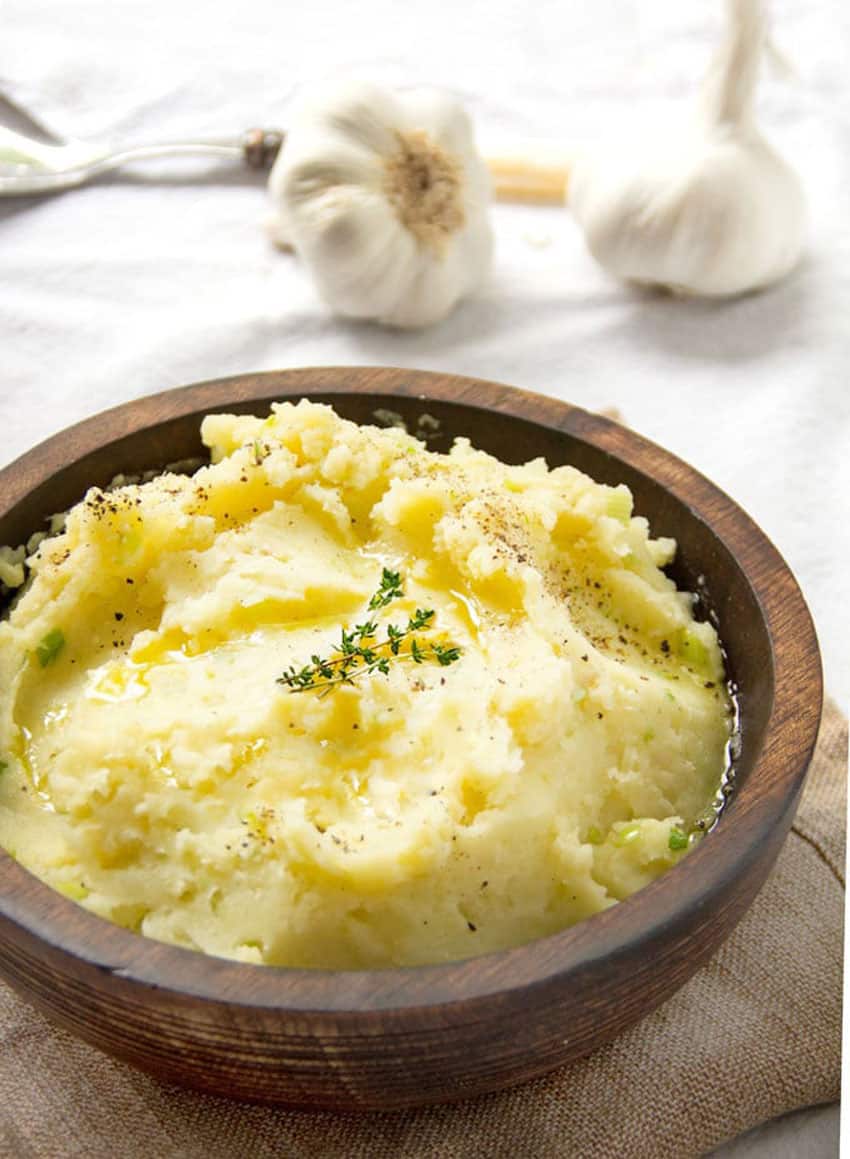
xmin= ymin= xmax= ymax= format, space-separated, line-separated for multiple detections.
xmin=585 ymin=825 xmax=604 ymax=845
xmin=677 ymin=628 xmax=709 ymax=670
xmin=668 ymin=826 xmax=689 ymax=851
xmin=36 ymin=628 xmax=65 ymax=668
xmin=612 ymin=822 xmax=641 ymax=847
xmin=0 ymin=759 xmax=8 ymax=775
xmin=606 ymin=488 xmax=632 ymax=523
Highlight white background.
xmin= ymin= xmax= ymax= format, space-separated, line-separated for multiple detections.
xmin=0 ymin=1 xmax=845 ymax=1154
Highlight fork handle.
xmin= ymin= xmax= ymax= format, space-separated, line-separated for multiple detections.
xmin=0 ymin=127 xmax=286 ymax=195
xmin=242 ymin=128 xmax=285 ymax=169
xmin=82 ymin=130 xmax=285 ymax=173
xmin=103 ymin=129 xmax=285 ymax=169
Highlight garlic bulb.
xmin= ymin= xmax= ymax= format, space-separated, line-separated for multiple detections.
xmin=267 ymin=81 xmax=494 ymax=328
xmin=568 ymin=0 xmax=806 ymax=297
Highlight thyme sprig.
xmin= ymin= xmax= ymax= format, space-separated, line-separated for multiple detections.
xmin=277 ymin=568 xmax=461 ymax=696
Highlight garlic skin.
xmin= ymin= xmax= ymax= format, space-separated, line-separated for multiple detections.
xmin=268 ymin=81 xmax=494 ymax=328
xmin=568 ymin=0 xmax=805 ymax=297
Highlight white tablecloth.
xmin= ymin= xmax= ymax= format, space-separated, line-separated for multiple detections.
xmin=0 ymin=2 xmax=845 ymax=1154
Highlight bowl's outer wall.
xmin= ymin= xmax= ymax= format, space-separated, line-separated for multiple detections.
xmin=0 ymin=367 xmax=822 ymax=1109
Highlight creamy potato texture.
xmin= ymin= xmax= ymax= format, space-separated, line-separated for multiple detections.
xmin=0 ymin=402 xmax=730 ymax=968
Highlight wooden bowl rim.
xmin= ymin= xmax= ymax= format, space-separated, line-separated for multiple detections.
xmin=0 ymin=366 xmax=823 ymax=1017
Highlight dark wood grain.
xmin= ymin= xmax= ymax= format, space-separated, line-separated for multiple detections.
xmin=0 ymin=367 xmax=822 ymax=1109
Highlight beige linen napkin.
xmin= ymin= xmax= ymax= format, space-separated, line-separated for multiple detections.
xmin=0 ymin=700 xmax=844 ymax=1159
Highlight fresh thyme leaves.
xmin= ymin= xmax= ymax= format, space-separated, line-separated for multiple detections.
xmin=277 ymin=568 xmax=461 ymax=696
xmin=368 ymin=567 xmax=402 ymax=610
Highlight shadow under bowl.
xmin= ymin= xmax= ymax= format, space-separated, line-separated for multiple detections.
xmin=0 ymin=366 xmax=822 ymax=1110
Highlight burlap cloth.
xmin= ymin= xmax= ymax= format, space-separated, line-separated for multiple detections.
xmin=0 ymin=701 xmax=844 ymax=1159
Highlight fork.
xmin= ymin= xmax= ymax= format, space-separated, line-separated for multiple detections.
xmin=0 ymin=124 xmax=284 ymax=195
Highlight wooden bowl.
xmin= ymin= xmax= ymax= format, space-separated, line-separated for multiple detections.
xmin=0 ymin=367 xmax=822 ymax=1110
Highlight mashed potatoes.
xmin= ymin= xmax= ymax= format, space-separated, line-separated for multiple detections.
xmin=0 ymin=401 xmax=730 ymax=968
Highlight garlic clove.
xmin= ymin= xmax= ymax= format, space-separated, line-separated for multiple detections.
xmin=277 ymin=130 xmax=382 ymax=197
xmin=301 ymin=194 xmax=420 ymax=320
xmin=268 ymin=128 xmax=380 ymax=251
xmin=396 ymin=88 xmax=479 ymax=162
xmin=268 ymin=79 xmax=494 ymax=328
xmin=297 ymin=80 xmax=407 ymax=160
xmin=383 ymin=209 xmax=494 ymax=329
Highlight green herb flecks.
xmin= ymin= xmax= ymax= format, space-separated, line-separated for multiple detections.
xmin=36 ymin=628 xmax=65 ymax=668
xmin=612 ymin=822 xmax=641 ymax=847
xmin=668 ymin=826 xmax=689 ymax=851
xmin=277 ymin=568 xmax=461 ymax=696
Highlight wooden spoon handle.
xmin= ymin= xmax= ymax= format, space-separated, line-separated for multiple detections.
xmin=486 ymin=156 xmax=569 ymax=204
